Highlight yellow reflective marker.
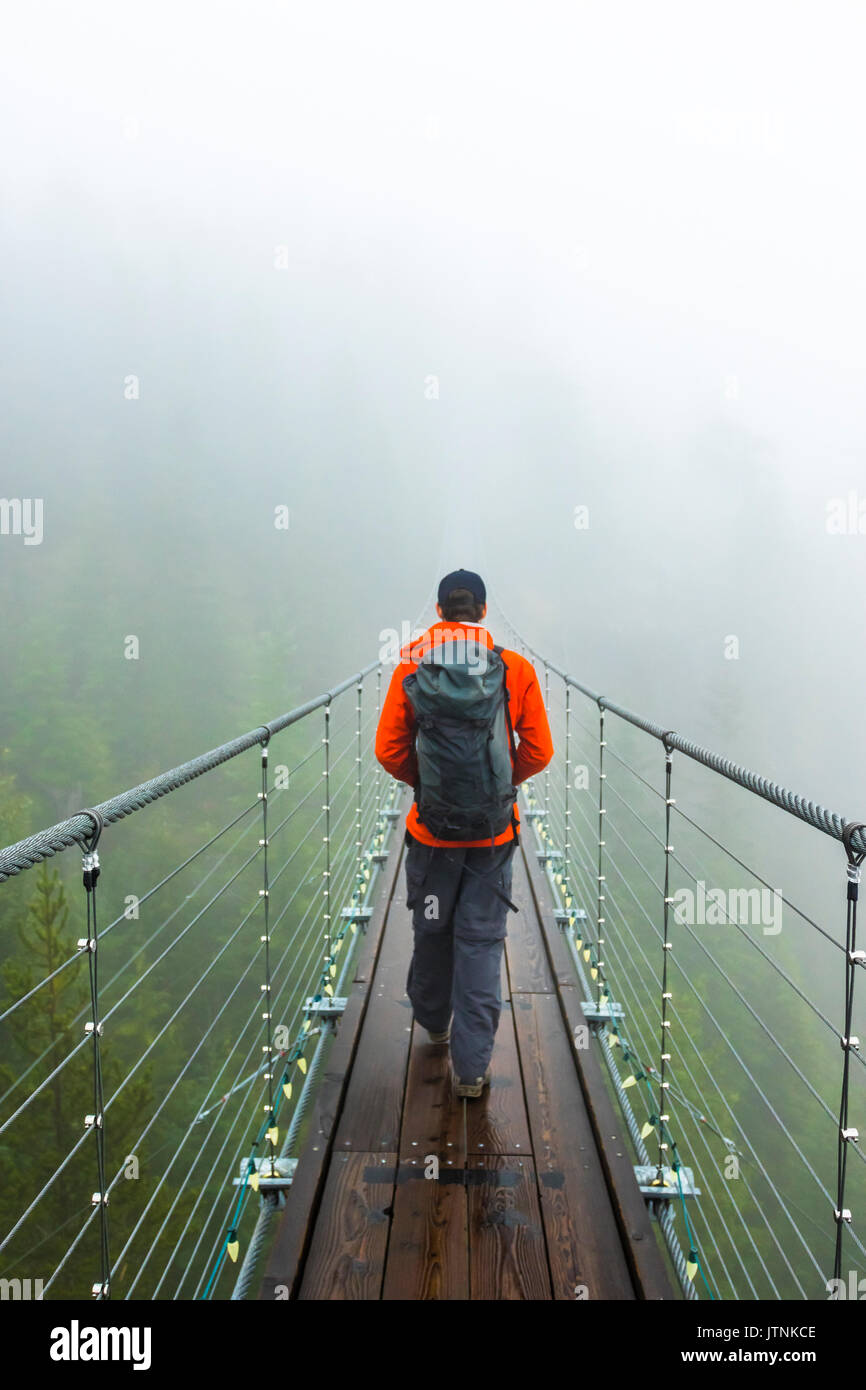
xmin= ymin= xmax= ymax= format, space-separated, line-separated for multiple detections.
xmin=350 ymin=922 xmax=357 ymax=935
xmin=686 ymin=1259 xmax=698 ymax=1281
xmin=575 ymin=938 xmax=583 ymax=950
xmin=324 ymin=983 xmax=334 ymax=997
xmin=583 ymin=948 xmax=591 ymax=962
xmin=622 ymin=1075 xmax=637 ymax=1088
xmin=227 ymin=1240 xmax=240 ymax=1263
xmin=330 ymin=963 xmax=337 ymax=978
xmin=297 ymin=1057 xmax=308 ymax=1075
xmin=640 ymin=1120 xmax=654 ymax=1139
xmin=249 ymin=1171 xmax=260 ymax=1193
xmin=334 ymin=939 xmax=343 ymax=954
xmin=266 ymin=1126 xmax=279 ymax=1147
xmin=282 ymin=1081 xmax=292 ymax=1101
xmin=302 ymin=1019 xmax=311 ymax=1033
xmin=609 ymin=1033 xmax=620 ymax=1047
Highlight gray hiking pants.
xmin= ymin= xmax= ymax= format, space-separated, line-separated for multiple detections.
xmin=403 ymin=829 xmax=518 ymax=1080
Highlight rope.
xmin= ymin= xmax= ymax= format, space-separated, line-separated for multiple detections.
xmin=488 ymin=591 xmax=866 ymax=857
xmin=0 ymin=662 xmax=380 ymax=882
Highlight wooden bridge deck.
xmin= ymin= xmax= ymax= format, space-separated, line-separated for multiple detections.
xmin=260 ymin=806 xmax=676 ymax=1301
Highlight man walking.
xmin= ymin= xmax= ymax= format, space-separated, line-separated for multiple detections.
xmin=375 ymin=570 xmax=554 ymax=1097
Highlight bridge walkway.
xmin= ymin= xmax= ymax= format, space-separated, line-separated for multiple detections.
xmin=260 ymin=800 xmax=675 ymax=1301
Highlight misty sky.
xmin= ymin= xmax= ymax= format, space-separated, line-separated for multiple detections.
xmin=2 ymin=0 xmax=864 ymax=897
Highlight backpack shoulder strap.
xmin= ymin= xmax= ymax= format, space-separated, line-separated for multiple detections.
xmin=492 ymin=645 xmax=518 ymax=763
xmin=493 ymin=645 xmax=521 ymax=847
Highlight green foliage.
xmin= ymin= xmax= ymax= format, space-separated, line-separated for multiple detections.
xmin=0 ymin=864 xmax=153 ymax=1296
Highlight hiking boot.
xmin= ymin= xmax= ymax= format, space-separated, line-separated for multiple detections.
xmin=426 ymin=1026 xmax=451 ymax=1044
xmin=455 ymin=1067 xmax=491 ymax=1099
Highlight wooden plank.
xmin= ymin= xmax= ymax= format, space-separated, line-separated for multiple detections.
xmin=332 ymin=884 xmax=414 ymax=1152
xmin=297 ymin=1151 xmax=396 ymax=1300
xmin=467 ymin=1000 xmax=531 ymax=1156
xmin=467 ymin=1155 xmax=551 ymax=1300
xmin=258 ymin=797 xmax=407 ymax=1300
xmin=505 ymin=849 xmax=555 ymax=994
xmin=381 ymin=1158 xmax=469 ymax=1299
xmin=512 ymin=991 xmax=634 ymax=1299
xmin=520 ymin=841 xmax=580 ymax=988
xmin=397 ymin=1001 xmax=531 ymax=1160
xmin=521 ymin=840 xmax=677 ymax=1301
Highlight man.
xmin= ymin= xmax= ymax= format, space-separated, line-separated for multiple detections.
xmin=375 ymin=569 xmax=554 ymax=1098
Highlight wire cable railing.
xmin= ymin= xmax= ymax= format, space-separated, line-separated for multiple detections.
xmin=489 ymin=587 xmax=866 ymax=1299
xmin=5 ymin=573 xmax=862 ymax=1302
xmin=0 ymin=633 xmax=419 ymax=1300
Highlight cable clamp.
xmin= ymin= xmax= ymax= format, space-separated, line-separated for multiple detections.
xmin=84 ymin=1113 xmax=103 ymax=1129
xmin=91 ymin=1282 xmax=110 ymax=1299
xmin=849 ymin=950 xmax=866 ymax=967
xmin=91 ymin=1192 xmax=109 ymax=1207
xmin=77 ymin=938 xmax=96 ymax=953
xmin=834 ymin=1207 xmax=853 ymax=1224
xmin=841 ymin=1127 xmax=860 ymax=1143
xmin=82 ymin=849 xmax=101 ymax=892
xmin=841 ymin=1035 xmax=860 ymax=1051
xmin=84 ymin=1021 xmax=104 ymax=1036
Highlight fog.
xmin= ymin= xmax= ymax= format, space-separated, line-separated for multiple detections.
xmin=2 ymin=1 xmax=865 ymax=937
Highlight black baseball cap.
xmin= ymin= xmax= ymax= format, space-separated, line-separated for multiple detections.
xmin=437 ymin=569 xmax=486 ymax=605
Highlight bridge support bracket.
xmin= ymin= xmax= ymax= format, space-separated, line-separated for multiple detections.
xmin=582 ymin=1000 xmax=626 ymax=1025
xmin=555 ymin=908 xmax=588 ymax=927
xmin=304 ymin=996 xmax=348 ymax=1019
xmin=537 ymin=848 xmax=563 ymax=866
xmin=340 ymin=905 xmax=372 ymax=928
xmin=234 ymin=1157 xmax=298 ymax=1192
xmin=634 ymin=1164 xmax=700 ymax=1202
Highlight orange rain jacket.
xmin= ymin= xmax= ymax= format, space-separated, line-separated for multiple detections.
xmin=374 ymin=620 xmax=555 ymax=847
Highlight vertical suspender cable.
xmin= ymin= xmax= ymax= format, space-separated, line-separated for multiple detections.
xmin=356 ymin=680 xmax=364 ymax=896
xmin=259 ymin=738 xmax=275 ymax=1177
xmin=564 ymin=683 xmax=571 ymax=909
xmin=597 ymin=700 xmax=607 ymax=1008
xmin=323 ymin=703 xmax=331 ymax=957
xmin=79 ymin=809 xmax=110 ymax=1299
xmin=835 ymin=822 xmax=866 ymax=1279
xmin=543 ymin=664 xmax=551 ymax=827
xmin=657 ymin=735 xmax=676 ymax=1177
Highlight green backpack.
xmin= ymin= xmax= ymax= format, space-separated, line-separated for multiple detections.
xmin=402 ymin=638 xmax=519 ymax=846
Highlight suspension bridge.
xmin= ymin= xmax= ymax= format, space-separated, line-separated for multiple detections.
xmin=0 ymin=588 xmax=864 ymax=1303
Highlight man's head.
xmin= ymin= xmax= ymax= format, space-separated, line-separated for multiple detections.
xmin=435 ymin=568 xmax=487 ymax=623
